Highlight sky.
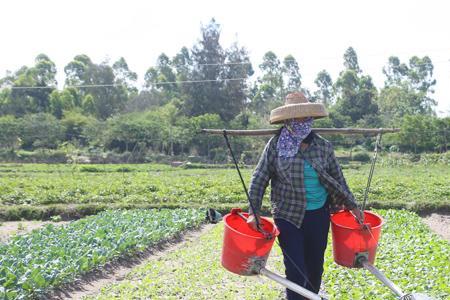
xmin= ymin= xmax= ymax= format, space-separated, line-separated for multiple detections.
xmin=1 ymin=0 xmax=449 ymax=116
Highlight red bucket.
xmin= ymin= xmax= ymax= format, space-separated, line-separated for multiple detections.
xmin=331 ymin=210 xmax=383 ymax=268
xmin=221 ymin=208 xmax=279 ymax=275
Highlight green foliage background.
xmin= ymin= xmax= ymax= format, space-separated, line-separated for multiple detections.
xmin=0 ymin=20 xmax=448 ymax=162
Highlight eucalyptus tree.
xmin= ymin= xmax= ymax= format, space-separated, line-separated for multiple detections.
xmin=283 ymin=54 xmax=302 ymax=93
xmin=379 ymin=55 xmax=437 ymax=121
xmin=250 ymin=51 xmax=283 ymax=116
xmin=314 ymin=70 xmax=334 ymax=107
xmin=180 ymin=19 xmax=253 ymax=122
xmin=1 ymin=54 xmax=57 ymax=116
xmin=334 ymin=47 xmax=378 ymax=125
xmin=64 ymin=55 xmax=131 ymax=119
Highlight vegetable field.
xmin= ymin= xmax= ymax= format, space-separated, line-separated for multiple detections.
xmin=0 ymin=163 xmax=449 ymax=221
xmin=0 ymin=163 xmax=449 ymax=299
xmin=0 ymin=209 xmax=204 ymax=299
xmin=88 ymin=210 xmax=449 ymax=300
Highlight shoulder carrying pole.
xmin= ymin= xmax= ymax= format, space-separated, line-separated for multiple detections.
xmin=202 ymin=128 xmax=399 ymax=136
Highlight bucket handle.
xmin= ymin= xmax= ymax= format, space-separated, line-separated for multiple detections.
xmin=231 ymin=208 xmax=274 ymax=240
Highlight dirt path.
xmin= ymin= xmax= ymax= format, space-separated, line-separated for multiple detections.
xmin=422 ymin=213 xmax=450 ymax=241
xmin=46 ymin=223 xmax=216 ymax=300
xmin=0 ymin=220 xmax=68 ymax=243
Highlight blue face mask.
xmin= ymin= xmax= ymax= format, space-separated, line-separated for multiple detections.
xmin=276 ymin=118 xmax=313 ymax=158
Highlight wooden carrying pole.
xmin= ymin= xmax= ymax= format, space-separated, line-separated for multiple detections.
xmin=202 ymin=128 xmax=400 ymax=136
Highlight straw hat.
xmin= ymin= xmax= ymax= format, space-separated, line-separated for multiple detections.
xmin=269 ymin=92 xmax=328 ymax=124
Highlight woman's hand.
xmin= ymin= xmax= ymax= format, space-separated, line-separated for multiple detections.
xmin=247 ymin=213 xmax=261 ymax=230
xmin=350 ymin=207 xmax=365 ymax=224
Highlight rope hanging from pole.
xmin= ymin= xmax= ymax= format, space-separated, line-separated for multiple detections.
xmin=362 ymin=132 xmax=383 ymax=212
xmin=222 ymin=130 xmax=261 ymax=230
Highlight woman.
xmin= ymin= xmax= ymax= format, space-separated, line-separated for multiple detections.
xmin=247 ymin=92 xmax=363 ymax=300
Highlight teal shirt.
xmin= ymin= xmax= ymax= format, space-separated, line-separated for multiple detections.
xmin=304 ymin=160 xmax=328 ymax=210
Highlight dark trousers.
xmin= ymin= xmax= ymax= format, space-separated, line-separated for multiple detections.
xmin=275 ymin=206 xmax=330 ymax=300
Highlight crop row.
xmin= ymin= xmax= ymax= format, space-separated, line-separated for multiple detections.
xmin=0 ymin=208 xmax=205 ymax=299
xmin=0 ymin=164 xmax=449 ymax=214
xmin=89 ymin=210 xmax=449 ymax=300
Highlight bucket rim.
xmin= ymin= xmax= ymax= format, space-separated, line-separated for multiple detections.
xmin=330 ymin=210 xmax=384 ymax=230
xmin=223 ymin=213 xmax=279 ymax=240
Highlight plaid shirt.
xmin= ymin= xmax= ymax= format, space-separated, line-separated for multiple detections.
xmin=248 ymin=131 xmax=358 ymax=228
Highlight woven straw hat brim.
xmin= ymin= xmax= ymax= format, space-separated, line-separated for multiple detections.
xmin=270 ymin=103 xmax=328 ymax=124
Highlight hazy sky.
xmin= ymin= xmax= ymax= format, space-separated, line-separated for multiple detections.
xmin=1 ymin=0 xmax=449 ymax=116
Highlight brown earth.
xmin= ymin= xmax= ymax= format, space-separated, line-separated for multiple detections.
xmin=421 ymin=213 xmax=450 ymax=241
xmin=0 ymin=220 xmax=68 ymax=243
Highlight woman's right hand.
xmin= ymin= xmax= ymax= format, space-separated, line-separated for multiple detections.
xmin=247 ymin=213 xmax=261 ymax=231
xmin=350 ymin=207 xmax=365 ymax=224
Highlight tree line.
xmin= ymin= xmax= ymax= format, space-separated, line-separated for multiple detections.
xmin=0 ymin=19 xmax=448 ymax=162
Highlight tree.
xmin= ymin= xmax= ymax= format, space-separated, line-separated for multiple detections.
xmin=29 ymin=54 xmax=58 ymax=109
xmin=112 ymin=57 xmax=138 ymax=94
xmin=0 ymin=116 xmax=21 ymax=150
xmin=64 ymin=55 xmax=130 ymax=119
xmin=408 ymin=56 xmax=436 ymax=93
xmin=379 ymin=56 xmax=437 ymax=120
xmin=188 ymin=113 xmax=224 ymax=156
xmin=20 ymin=113 xmax=64 ymax=149
xmin=61 ymin=111 xmax=97 ymax=145
xmin=124 ymin=90 xmax=167 ymax=112
xmin=222 ymin=42 xmax=254 ymax=119
xmin=182 ymin=19 xmax=226 ymax=119
xmin=250 ymin=51 xmax=284 ymax=116
xmin=343 ymin=47 xmax=361 ymax=73
xmin=335 ymin=69 xmax=378 ymax=124
xmin=49 ymin=90 xmax=64 ymax=119
xmin=173 ymin=47 xmax=193 ymax=81
xmin=334 ymin=48 xmax=378 ymax=125
xmin=395 ymin=115 xmax=436 ymax=153
xmin=181 ymin=19 xmax=251 ymax=122
xmin=283 ymin=55 xmax=301 ymax=92
xmin=64 ymin=54 xmax=93 ymax=87
xmin=314 ymin=70 xmax=334 ymax=107
xmin=1 ymin=54 xmax=57 ymax=116
xmin=144 ymin=53 xmax=177 ymax=95
xmin=382 ymin=56 xmax=408 ymax=86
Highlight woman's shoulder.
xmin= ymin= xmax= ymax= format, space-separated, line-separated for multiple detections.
xmin=267 ymin=128 xmax=282 ymax=145
xmin=311 ymin=132 xmax=334 ymax=151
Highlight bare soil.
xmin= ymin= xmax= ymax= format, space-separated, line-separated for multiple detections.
xmin=45 ymin=223 xmax=216 ymax=300
xmin=0 ymin=220 xmax=68 ymax=243
xmin=421 ymin=213 xmax=450 ymax=241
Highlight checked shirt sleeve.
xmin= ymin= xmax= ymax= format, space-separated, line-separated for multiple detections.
xmin=248 ymin=139 xmax=275 ymax=215
xmin=327 ymin=144 xmax=358 ymax=209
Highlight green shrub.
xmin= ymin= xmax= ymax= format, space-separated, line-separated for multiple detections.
xmin=408 ymin=153 xmax=421 ymax=162
xmin=352 ymin=145 xmax=367 ymax=152
xmin=352 ymin=151 xmax=371 ymax=162
xmin=15 ymin=149 xmax=67 ymax=163
xmin=209 ymin=148 xmax=228 ymax=163
xmin=389 ymin=145 xmax=399 ymax=152
xmin=116 ymin=166 xmax=132 ymax=172
xmin=240 ymin=150 xmax=260 ymax=165
xmin=80 ymin=166 xmax=103 ymax=172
